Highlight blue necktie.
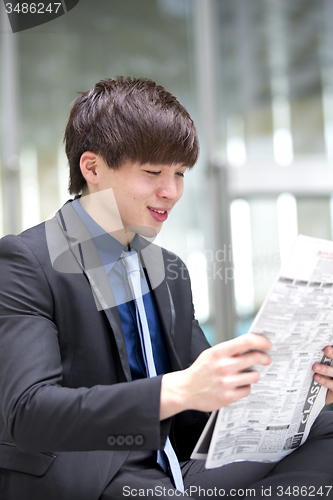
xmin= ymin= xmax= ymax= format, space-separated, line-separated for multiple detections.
xmin=122 ymin=250 xmax=184 ymax=494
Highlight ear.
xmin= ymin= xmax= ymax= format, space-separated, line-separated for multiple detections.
xmin=80 ymin=152 xmax=100 ymax=187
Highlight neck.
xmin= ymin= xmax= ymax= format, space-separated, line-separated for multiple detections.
xmin=79 ymin=189 xmax=135 ymax=246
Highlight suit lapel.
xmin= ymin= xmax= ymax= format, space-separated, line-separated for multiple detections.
xmin=52 ymin=202 xmax=132 ymax=382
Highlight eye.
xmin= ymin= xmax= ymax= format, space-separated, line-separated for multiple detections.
xmin=145 ymin=170 xmax=161 ymax=176
xmin=176 ymin=172 xmax=185 ymax=178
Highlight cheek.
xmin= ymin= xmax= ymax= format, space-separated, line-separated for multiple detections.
xmin=129 ymin=180 xmax=151 ymax=200
xmin=176 ymin=185 xmax=184 ymax=202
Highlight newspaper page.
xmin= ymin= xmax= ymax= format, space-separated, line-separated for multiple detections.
xmin=192 ymin=234 xmax=333 ymax=468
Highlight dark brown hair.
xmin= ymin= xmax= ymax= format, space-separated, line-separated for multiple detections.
xmin=65 ymin=76 xmax=199 ymax=194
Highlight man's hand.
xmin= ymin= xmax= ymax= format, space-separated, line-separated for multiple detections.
xmin=313 ymin=346 xmax=333 ymax=405
xmin=160 ymin=333 xmax=272 ymax=421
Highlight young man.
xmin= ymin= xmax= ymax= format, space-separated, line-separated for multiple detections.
xmin=0 ymin=77 xmax=333 ymax=500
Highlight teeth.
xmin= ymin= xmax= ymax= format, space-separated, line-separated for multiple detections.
xmin=151 ymin=209 xmax=165 ymax=214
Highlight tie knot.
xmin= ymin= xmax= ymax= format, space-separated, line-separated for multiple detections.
xmin=121 ymin=250 xmax=140 ymax=275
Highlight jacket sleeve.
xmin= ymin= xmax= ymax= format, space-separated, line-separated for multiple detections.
xmin=0 ymin=234 xmax=169 ymax=453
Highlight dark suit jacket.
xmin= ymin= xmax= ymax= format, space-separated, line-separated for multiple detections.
xmin=0 ymin=202 xmax=210 ymax=500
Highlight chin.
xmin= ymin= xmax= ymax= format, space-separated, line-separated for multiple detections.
xmin=127 ymin=224 xmax=161 ymax=239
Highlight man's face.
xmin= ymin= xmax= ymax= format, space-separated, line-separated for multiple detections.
xmin=95 ymin=158 xmax=186 ymax=236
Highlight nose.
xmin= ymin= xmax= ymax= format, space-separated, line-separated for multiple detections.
xmin=156 ymin=174 xmax=182 ymax=201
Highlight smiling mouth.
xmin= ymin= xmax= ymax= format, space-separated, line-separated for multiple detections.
xmin=147 ymin=207 xmax=169 ymax=222
xmin=148 ymin=208 xmax=167 ymax=214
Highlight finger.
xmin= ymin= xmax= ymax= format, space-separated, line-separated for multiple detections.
xmin=313 ymin=373 xmax=333 ymax=392
xmin=218 ymin=350 xmax=272 ymax=375
xmin=313 ymin=362 xmax=333 ymax=379
xmin=225 ymin=385 xmax=252 ymax=405
xmin=213 ymin=372 xmax=262 ymax=409
xmin=215 ymin=333 xmax=272 ymax=357
xmin=224 ymin=369 xmax=261 ymax=388
xmin=323 ymin=345 xmax=333 ymax=359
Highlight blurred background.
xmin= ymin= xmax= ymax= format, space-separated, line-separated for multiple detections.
xmin=1 ymin=0 xmax=333 ymax=345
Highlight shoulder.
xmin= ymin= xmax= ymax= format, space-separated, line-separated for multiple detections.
xmin=0 ymin=224 xmax=59 ymax=299
xmin=140 ymin=238 xmax=191 ymax=289
xmin=161 ymin=246 xmax=182 ymax=264
xmin=140 ymin=237 xmax=187 ymax=271
xmin=0 ymin=222 xmax=47 ymax=260
xmin=0 ymin=202 xmax=73 ymax=266
xmin=161 ymin=247 xmax=189 ymax=279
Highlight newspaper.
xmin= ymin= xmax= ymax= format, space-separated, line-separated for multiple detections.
xmin=192 ymin=235 xmax=333 ymax=468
